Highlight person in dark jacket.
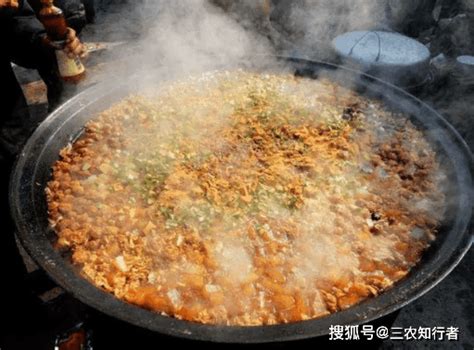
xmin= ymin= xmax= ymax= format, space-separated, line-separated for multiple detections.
xmin=0 ymin=3 xmax=85 ymax=344
xmin=0 ymin=0 xmax=50 ymax=161
xmin=27 ymin=0 xmax=88 ymax=111
xmin=0 ymin=1 xmax=50 ymax=339
xmin=0 ymin=0 xmax=85 ymax=161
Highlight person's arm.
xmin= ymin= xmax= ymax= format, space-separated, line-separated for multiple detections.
xmin=7 ymin=0 xmax=86 ymax=68
xmin=4 ymin=0 xmax=47 ymax=68
xmin=27 ymin=0 xmax=87 ymax=34
xmin=10 ymin=0 xmax=45 ymax=47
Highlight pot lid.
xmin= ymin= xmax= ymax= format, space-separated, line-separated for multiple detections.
xmin=455 ymin=55 xmax=474 ymax=85
xmin=456 ymin=55 xmax=474 ymax=66
xmin=332 ymin=30 xmax=430 ymax=67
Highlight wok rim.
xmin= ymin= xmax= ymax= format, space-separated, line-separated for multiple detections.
xmin=9 ymin=57 xmax=473 ymax=343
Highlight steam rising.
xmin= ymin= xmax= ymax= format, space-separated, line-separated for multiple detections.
xmin=94 ymin=0 xmax=277 ymax=82
xmin=269 ymin=0 xmax=386 ymax=59
xmin=94 ymin=0 xmax=391 ymax=76
xmin=140 ymin=0 xmax=274 ymax=74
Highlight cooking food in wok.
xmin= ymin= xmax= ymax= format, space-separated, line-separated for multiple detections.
xmin=45 ymin=70 xmax=447 ymax=326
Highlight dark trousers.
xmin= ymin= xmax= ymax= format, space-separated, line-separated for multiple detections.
xmin=0 ymin=39 xmax=63 ymax=163
xmin=0 ymin=59 xmax=32 ymax=162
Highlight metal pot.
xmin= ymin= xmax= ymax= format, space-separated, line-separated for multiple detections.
xmin=9 ymin=57 xmax=473 ymax=343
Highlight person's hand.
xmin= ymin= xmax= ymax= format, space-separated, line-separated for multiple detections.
xmin=64 ymin=28 xmax=88 ymax=59
xmin=0 ymin=0 xmax=19 ymax=8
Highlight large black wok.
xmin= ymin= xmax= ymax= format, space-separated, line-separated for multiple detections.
xmin=9 ymin=58 xmax=473 ymax=343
